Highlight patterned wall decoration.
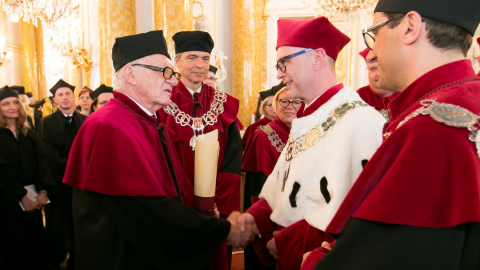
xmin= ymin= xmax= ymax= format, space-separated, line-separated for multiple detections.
xmin=98 ymin=0 xmax=136 ymax=86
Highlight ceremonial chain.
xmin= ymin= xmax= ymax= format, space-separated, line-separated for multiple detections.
xmin=259 ymin=125 xmax=285 ymax=153
xmin=281 ymin=101 xmax=368 ymax=191
xmin=163 ymin=90 xmax=227 ymax=150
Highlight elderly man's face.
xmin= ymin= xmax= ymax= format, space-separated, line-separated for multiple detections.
xmin=176 ymin=51 xmax=210 ymax=84
xmin=133 ymin=54 xmax=178 ymax=107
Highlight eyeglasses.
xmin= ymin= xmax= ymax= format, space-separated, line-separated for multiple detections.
xmin=132 ymin=64 xmax=180 ymax=80
xmin=205 ymin=77 xmax=216 ymax=81
xmin=362 ymin=18 xmax=392 ymax=50
xmin=278 ymin=99 xmax=303 ymax=108
xmin=275 ymin=49 xmax=313 ymax=72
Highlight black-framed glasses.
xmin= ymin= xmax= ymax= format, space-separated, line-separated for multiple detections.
xmin=278 ymin=99 xmax=303 ymax=109
xmin=362 ymin=18 xmax=392 ymax=50
xmin=275 ymin=49 xmax=313 ymax=72
xmin=132 ymin=64 xmax=179 ymax=80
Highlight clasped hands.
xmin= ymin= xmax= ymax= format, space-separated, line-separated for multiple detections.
xmin=226 ymin=211 xmax=258 ymax=248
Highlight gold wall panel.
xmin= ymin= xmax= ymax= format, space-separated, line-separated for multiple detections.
xmin=98 ymin=0 xmax=136 ymax=86
xmin=154 ymin=0 xmax=193 ymax=53
xmin=20 ymin=21 xmax=38 ymax=99
xmin=232 ymin=0 xmax=265 ymax=128
xmin=34 ymin=25 xmax=46 ymax=100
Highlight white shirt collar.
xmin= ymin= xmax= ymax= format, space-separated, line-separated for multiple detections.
xmin=304 ymin=82 xmax=339 ymax=111
xmin=62 ymin=112 xmax=73 ymax=117
xmin=186 ymin=85 xmax=203 ymax=98
xmin=122 ymin=93 xmax=157 ymax=119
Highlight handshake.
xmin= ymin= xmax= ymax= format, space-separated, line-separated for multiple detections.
xmin=226 ymin=211 xmax=259 ymax=248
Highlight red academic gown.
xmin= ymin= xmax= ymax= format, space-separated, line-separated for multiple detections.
xmin=356 ymin=85 xmax=398 ymax=120
xmin=158 ymin=81 xmax=242 ymax=270
xmin=241 ymin=117 xmax=290 ymax=269
xmin=245 ymin=85 xmax=344 ymax=270
xmin=63 ymin=92 xmax=230 ymax=270
xmin=306 ymin=60 xmax=480 ymax=270
xmin=242 ymin=117 xmax=271 ymax=149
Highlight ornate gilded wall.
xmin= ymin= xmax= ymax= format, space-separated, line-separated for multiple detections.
xmin=98 ymin=0 xmax=136 ymax=86
xmin=154 ymin=0 xmax=193 ymax=54
xmin=232 ymin=0 xmax=265 ymax=128
xmin=20 ymin=22 xmax=38 ymax=98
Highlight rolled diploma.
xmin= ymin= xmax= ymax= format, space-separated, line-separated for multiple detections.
xmin=194 ymin=130 xmax=219 ymax=214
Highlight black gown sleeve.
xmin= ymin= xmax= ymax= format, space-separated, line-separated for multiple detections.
xmin=314 ymin=218 xmax=480 ymax=270
xmin=0 ymin=164 xmax=27 ymax=204
xmin=73 ymin=189 xmax=231 ymax=270
xmin=243 ymin=171 xmax=267 ymax=211
xmin=219 ymin=120 xmax=242 ymax=175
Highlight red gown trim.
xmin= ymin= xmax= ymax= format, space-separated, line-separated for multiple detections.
xmin=297 ymin=83 xmax=343 ymax=118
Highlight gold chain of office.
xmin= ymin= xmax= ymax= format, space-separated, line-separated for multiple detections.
xmin=163 ymin=90 xmax=228 ymax=128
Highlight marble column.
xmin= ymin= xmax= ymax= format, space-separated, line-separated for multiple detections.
xmin=154 ymin=0 xmax=193 ymax=54
xmin=98 ymin=0 xmax=136 ymax=86
xmin=20 ymin=21 xmax=38 ymax=98
xmin=232 ymin=0 xmax=265 ymax=128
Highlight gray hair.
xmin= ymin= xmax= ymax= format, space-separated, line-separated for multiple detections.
xmin=113 ymin=56 xmax=149 ymax=90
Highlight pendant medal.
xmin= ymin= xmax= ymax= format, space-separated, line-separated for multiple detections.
xmin=189 ymin=118 xmax=205 ymax=151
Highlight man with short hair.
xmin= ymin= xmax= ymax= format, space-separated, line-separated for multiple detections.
xmin=88 ymin=84 xmax=113 ymax=114
xmin=63 ymin=30 xmax=252 ymax=270
xmin=356 ymin=48 xmax=398 ymax=121
xmin=231 ymin=17 xmax=386 ymax=270
xmin=301 ymin=0 xmax=480 ymax=269
xmin=204 ymin=65 xmax=218 ymax=88
xmin=159 ymin=30 xmax=242 ymax=269
xmin=37 ymin=79 xmax=87 ymax=270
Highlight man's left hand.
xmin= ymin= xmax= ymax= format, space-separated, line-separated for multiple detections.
xmin=266 ymin=231 xmax=278 ymax=259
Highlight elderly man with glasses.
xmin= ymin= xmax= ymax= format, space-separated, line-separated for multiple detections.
xmin=301 ymin=0 xmax=480 ymax=269
xmin=62 ymin=30 xmax=252 ymax=270
xmin=229 ymin=16 xmax=386 ymax=270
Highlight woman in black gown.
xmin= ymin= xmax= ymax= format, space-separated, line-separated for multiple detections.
xmin=0 ymin=86 xmax=55 ymax=270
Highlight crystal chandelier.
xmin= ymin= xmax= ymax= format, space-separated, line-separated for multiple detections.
xmin=0 ymin=0 xmax=77 ymax=26
xmin=0 ymin=37 xmax=11 ymax=67
xmin=317 ymin=0 xmax=377 ymax=20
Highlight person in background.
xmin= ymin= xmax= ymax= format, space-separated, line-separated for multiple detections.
xmin=242 ymin=86 xmax=302 ymax=269
xmin=0 ymin=85 xmax=55 ymax=270
xmin=242 ymin=82 xmax=284 ymax=149
xmin=88 ymin=84 xmax=114 ymax=114
xmin=356 ymin=48 xmax=398 ymax=121
xmin=204 ymin=65 xmax=218 ymax=88
xmin=77 ymin=87 xmax=92 ymax=116
xmin=37 ymin=79 xmax=87 ymax=270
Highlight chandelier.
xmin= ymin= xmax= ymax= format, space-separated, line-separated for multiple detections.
xmin=0 ymin=37 xmax=11 ymax=67
xmin=0 ymin=0 xmax=77 ymax=26
xmin=317 ymin=0 xmax=377 ymax=20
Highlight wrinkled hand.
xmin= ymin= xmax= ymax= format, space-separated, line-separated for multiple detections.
xmin=266 ymin=231 xmax=278 ymax=259
xmin=21 ymin=195 xmax=38 ymax=212
xmin=36 ymin=192 xmax=49 ymax=209
xmin=321 ymin=241 xmax=332 ymax=251
xmin=226 ymin=211 xmax=258 ymax=248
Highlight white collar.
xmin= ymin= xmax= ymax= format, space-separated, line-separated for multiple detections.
xmin=61 ymin=112 xmax=73 ymax=117
xmin=186 ymin=85 xmax=202 ymax=98
xmin=304 ymin=82 xmax=340 ymax=111
xmin=122 ymin=93 xmax=157 ymax=119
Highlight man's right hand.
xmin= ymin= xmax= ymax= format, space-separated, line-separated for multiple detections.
xmin=226 ymin=211 xmax=258 ymax=248
xmin=21 ymin=196 xmax=38 ymax=212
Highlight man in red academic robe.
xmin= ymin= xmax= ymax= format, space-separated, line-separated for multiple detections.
xmin=356 ymin=47 xmax=398 ymax=120
xmin=230 ymin=17 xmax=385 ymax=270
xmin=301 ymin=0 xmax=480 ymax=269
xmin=477 ymin=38 xmax=480 ymax=77
xmin=63 ymin=30 xmax=254 ymax=270
xmin=158 ymin=31 xmax=242 ymax=270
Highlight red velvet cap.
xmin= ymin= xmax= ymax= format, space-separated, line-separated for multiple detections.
xmin=359 ymin=48 xmax=370 ymax=63
xmin=276 ymin=17 xmax=350 ymax=61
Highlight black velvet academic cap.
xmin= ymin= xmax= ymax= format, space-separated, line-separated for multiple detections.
xmin=209 ymin=65 xmax=218 ymax=74
xmin=49 ymin=79 xmax=75 ymax=96
xmin=173 ymin=31 xmax=214 ymax=54
xmin=259 ymin=81 xmax=286 ymax=100
xmin=10 ymin=85 xmax=25 ymax=95
xmin=375 ymin=0 xmax=480 ymax=35
xmin=30 ymin=99 xmax=46 ymax=109
xmin=90 ymin=84 xmax=114 ymax=100
xmin=25 ymin=92 xmax=33 ymax=98
xmin=112 ymin=30 xmax=171 ymax=72
xmin=0 ymin=85 xmax=19 ymax=101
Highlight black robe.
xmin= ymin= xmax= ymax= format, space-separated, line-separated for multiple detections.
xmin=0 ymin=127 xmax=55 ymax=270
xmin=37 ymin=109 xmax=87 ymax=257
